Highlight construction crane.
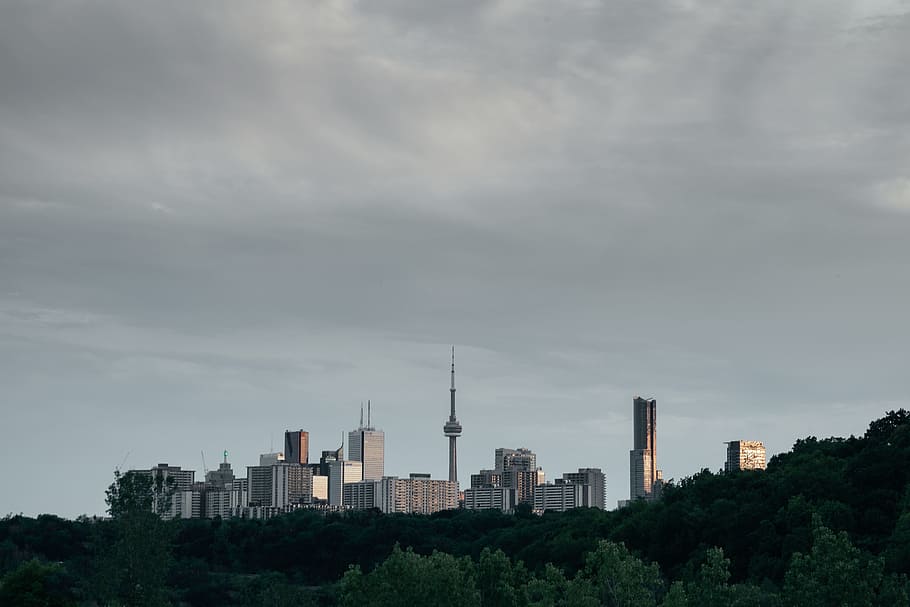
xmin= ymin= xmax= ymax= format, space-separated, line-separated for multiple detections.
xmin=115 ymin=451 xmax=131 ymax=473
xmin=201 ymin=450 xmax=209 ymax=480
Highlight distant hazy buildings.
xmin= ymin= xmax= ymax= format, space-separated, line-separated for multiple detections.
xmin=443 ymin=348 xmax=463 ymax=485
xmin=534 ymin=468 xmax=606 ymax=513
xmin=205 ymin=452 xmax=235 ymax=489
xmin=725 ymin=440 xmax=767 ymax=472
xmin=630 ymin=396 xmax=662 ymax=501
xmin=348 ymin=402 xmax=385 ymax=480
xmin=128 ymin=350 xmax=622 ymax=521
xmin=468 ymin=447 xmax=544 ymax=509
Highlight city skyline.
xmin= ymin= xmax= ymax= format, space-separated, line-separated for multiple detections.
xmin=3 ymin=1 xmax=908 ymax=519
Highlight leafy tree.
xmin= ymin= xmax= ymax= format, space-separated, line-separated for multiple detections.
xmin=783 ymin=518 xmax=881 ymax=607
xmin=340 ymin=544 xmax=480 ymax=607
xmin=0 ymin=558 xmax=76 ymax=607
xmin=577 ymin=541 xmax=662 ymax=607
xmin=526 ymin=563 xmax=570 ymax=607
xmin=94 ymin=469 xmax=176 ymax=607
xmin=477 ymin=547 xmax=527 ymax=607
xmin=866 ymin=409 xmax=910 ymax=444
xmin=105 ymin=469 xmax=175 ymax=518
xmin=686 ymin=547 xmax=732 ymax=607
xmin=238 ymin=572 xmax=315 ymax=607
xmin=661 ymin=581 xmax=687 ymax=607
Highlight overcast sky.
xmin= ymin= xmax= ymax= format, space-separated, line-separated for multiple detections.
xmin=2 ymin=0 xmax=909 ymax=518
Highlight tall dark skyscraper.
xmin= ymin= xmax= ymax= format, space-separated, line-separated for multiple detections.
xmin=443 ymin=347 xmax=462 ymax=485
xmin=284 ymin=430 xmax=309 ymax=465
xmin=630 ymin=396 xmax=658 ymax=500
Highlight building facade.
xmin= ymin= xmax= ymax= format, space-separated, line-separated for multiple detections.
xmin=464 ymin=486 xmax=516 ymax=512
xmin=405 ymin=473 xmax=458 ymax=514
xmin=312 ymin=475 xmax=328 ymax=502
xmin=348 ymin=403 xmax=385 ymax=481
xmin=630 ymin=396 xmax=659 ymax=501
xmin=328 ymin=460 xmax=363 ymax=506
xmin=343 ymin=475 xmax=458 ymax=514
xmin=495 ymin=448 xmax=537 ymax=472
xmin=205 ymin=456 xmax=235 ymax=490
xmin=284 ymin=430 xmax=309 ymax=465
xmin=470 ymin=469 xmax=503 ymax=489
xmin=272 ymin=463 xmax=314 ymax=507
xmin=205 ymin=490 xmax=232 ymax=519
xmin=247 ymin=465 xmax=273 ymax=507
xmin=562 ymin=468 xmax=606 ymax=510
xmin=534 ymin=481 xmax=587 ymax=513
xmin=725 ymin=440 xmax=767 ymax=472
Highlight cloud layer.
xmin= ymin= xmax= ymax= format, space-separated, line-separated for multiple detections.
xmin=1 ymin=0 xmax=909 ymax=516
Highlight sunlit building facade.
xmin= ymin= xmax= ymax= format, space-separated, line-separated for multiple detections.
xmin=630 ymin=396 xmax=660 ymax=501
xmin=725 ymin=440 xmax=766 ymax=472
xmin=328 ymin=460 xmax=363 ymax=506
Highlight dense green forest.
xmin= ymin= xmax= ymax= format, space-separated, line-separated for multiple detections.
xmin=3 ymin=410 xmax=910 ymax=606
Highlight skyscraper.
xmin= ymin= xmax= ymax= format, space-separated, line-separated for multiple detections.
xmin=319 ymin=446 xmax=344 ymax=477
xmin=443 ymin=347 xmax=462 ymax=485
xmin=348 ymin=401 xmax=385 ymax=480
xmin=630 ymin=396 xmax=658 ymax=500
xmin=284 ymin=430 xmax=309 ymax=465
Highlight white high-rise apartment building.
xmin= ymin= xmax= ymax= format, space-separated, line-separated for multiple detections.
xmin=343 ymin=475 xmax=457 ymax=514
xmin=534 ymin=482 xmax=587 ymax=513
xmin=562 ymin=468 xmax=606 ymax=510
xmin=464 ymin=487 xmax=516 ymax=512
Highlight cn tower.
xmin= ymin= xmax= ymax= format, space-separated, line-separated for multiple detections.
xmin=443 ymin=346 xmax=462 ymax=485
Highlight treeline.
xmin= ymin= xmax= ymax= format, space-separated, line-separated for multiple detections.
xmin=2 ymin=410 xmax=910 ymax=606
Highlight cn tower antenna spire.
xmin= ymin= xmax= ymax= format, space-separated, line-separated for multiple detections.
xmin=450 ymin=346 xmax=456 ymax=404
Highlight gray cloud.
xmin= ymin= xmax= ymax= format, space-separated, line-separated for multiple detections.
xmin=1 ymin=0 xmax=909 ymax=516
